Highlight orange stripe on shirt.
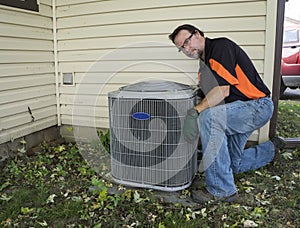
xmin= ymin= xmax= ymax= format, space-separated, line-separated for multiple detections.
xmin=209 ymin=59 xmax=266 ymax=99
xmin=234 ymin=64 xmax=266 ymax=99
xmin=209 ymin=59 xmax=239 ymax=85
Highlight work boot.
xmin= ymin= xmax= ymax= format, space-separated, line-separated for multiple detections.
xmin=191 ymin=188 xmax=238 ymax=204
xmin=271 ymin=136 xmax=285 ymax=162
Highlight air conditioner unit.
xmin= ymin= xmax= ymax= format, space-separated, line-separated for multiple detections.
xmin=108 ymin=80 xmax=198 ymax=191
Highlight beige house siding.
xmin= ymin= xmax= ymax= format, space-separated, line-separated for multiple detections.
xmin=0 ymin=0 xmax=278 ymax=144
xmin=57 ymin=0 xmax=276 ymax=142
xmin=0 ymin=0 xmax=57 ymax=144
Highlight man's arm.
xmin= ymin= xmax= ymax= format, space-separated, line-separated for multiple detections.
xmin=194 ymin=85 xmax=230 ymax=113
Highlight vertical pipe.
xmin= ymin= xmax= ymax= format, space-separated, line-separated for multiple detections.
xmin=269 ymin=0 xmax=286 ymax=138
xmin=52 ymin=0 xmax=61 ymax=126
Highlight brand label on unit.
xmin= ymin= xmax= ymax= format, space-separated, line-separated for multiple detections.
xmin=132 ymin=112 xmax=151 ymax=120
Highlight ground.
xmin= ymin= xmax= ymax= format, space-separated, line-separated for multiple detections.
xmin=0 ymin=100 xmax=299 ymax=227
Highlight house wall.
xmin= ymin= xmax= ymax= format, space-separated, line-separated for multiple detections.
xmin=0 ymin=0 xmax=57 ymax=144
xmin=57 ymin=0 xmax=277 ymax=142
xmin=0 ymin=0 xmax=278 ymax=145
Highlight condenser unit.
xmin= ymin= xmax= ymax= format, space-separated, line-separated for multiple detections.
xmin=108 ymin=80 xmax=198 ymax=191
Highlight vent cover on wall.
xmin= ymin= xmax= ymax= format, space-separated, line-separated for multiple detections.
xmin=108 ymin=80 xmax=198 ymax=191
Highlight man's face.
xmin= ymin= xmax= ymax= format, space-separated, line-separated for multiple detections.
xmin=174 ymin=30 xmax=204 ymax=59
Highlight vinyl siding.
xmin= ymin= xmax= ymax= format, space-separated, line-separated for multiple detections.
xmin=56 ymin=0 xmax=274 ymax=142
xmin=0 ymin=0 xmax=278 ymax=144
xmin=0 ymin=0 xmax=56 ymax=144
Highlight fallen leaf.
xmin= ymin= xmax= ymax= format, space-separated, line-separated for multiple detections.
xmin=271 ymin=176 xmax=281 ymax=181
xmin=46 ymin=194 xmax=57 ymax=204
xmin=244 ymin=219 xmax=258 ymax=227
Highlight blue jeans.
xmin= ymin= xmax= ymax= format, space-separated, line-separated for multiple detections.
xmin=198 ymin=97 xmax=275 ymax=197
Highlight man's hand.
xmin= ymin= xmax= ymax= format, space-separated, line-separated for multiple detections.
xmin=183 ymin=108 xmax=199 ymax=143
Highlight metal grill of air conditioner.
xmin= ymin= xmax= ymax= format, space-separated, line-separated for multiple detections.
xmin=108 ymin=80 xmax=198 ymax=191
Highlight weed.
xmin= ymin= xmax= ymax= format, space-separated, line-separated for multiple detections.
xmin=98 ymin=130 xmax=110 ymax=152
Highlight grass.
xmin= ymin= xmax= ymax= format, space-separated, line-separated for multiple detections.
xmin=0 ymin=100 xmax=299 ymax=227
xmin=277 ymin=100 xmax=300 ymax=138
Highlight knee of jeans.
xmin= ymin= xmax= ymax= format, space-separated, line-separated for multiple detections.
xmin=199 ymin=108 xmax=226 ymax=132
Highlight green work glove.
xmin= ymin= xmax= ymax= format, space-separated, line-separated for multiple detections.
xmin=183 ymin=108 xmax=199 ymax=143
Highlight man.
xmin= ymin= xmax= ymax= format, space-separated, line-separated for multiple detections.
xmin=169 ymin=24 xmax=276 ymax=203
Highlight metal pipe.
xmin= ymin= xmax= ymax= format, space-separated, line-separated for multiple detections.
xmin=52 ymin=0 xmax=61 ymax=126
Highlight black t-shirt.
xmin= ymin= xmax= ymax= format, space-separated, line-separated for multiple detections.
xmin=198 ymin=37 xmax=270 ymax=103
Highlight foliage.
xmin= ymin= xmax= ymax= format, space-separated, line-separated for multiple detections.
xmin=277 ymin=100 xmax=300 ymax=138
xmin=98 ymin=130 xmax=110 ymax=152
xmin=0 ymin=104 xmax=299 ymax=227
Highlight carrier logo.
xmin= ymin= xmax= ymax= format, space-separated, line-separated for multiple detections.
xmin=131 ymin=112 xmax=151 ymax=120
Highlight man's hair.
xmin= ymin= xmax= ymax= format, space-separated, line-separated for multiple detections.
xmin=168 ymin=24 xmax=204 ymax=43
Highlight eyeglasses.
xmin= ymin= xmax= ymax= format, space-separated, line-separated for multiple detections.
xmin=178 ymin=32 xmax=195 ymax=52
